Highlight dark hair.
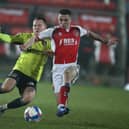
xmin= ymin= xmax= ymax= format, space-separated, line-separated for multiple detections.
xmin=33 ymin=15 xmax=47 ymax=25
xmin=59 ymin=9 xmax=72 ymax=16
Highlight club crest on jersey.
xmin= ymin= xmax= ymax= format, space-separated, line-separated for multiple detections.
xmin=73 ymin=30 xmax=79 ymax=37
xmin=58 ymin=32 xmax=62 ymax=36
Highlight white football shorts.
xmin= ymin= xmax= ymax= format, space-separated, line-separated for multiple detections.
xmin=52 ymin=63 xmax=80 ymax=93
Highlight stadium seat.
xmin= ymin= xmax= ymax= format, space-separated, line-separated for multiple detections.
xmin=0 ymin=8 xmax=29 ymax=25
xmin=7 ymin=0 xmax=117 ymax=10
xmin=10 ymin=27 xmax=31 ymax=34
xmin=78 ymin=13 xmax=117 ymax=33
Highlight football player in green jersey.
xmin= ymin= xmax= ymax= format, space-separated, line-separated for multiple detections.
xmin=0 ymin=16 xmax=52 ymax=114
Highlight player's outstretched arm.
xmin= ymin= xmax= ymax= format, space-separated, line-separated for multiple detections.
xmin=0 ymin=33 xmax=12 ymax=43
xmin=0 ymin=33 xmax=24 ymax=44
xmin=88 ymin=31 xmax=118 ymax=45
xmin=42 ymin=50 xmax=55 ymax=56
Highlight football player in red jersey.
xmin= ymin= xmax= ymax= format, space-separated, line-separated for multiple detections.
xmin=21 ymin=9 xmax=118 ymax=117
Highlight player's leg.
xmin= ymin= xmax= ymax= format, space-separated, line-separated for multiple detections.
xmin=57 ymin=68 xmax=71 ymax=108
xmin=58 ymin=65 xmax=79 ymax=106
xmin=0 ymin=71 xmax=18 ymax=114
xmin=0 ymin=70 xmax=20 ymax=94
xmin=0 ymin=78 xmax=16 ymax=114
xmin=0 ymin=78 xmax=16 ymax=93
xmin=0 ymin=86 xmax=36 ymax=113
xmin=52 ymin=69 xmax=68 ymax=117
xmin=8 ymin=86 xmax=36 ymax=109
xmin=56 ymin=69 xmax=70 ymax=117
xmin=0 ymin=72 xmax=36 ymax=113
xmin=56 ymin=65 xmax=79 ymax=117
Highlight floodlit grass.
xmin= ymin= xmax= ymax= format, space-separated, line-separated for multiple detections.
xmin=0 ymin=81 xmax=129 ymax=129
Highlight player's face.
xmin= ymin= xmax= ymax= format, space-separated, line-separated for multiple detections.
xmin=32 ymin=19 xmax=47 ymax=35
xmin=58 ymin=14 xmax=71 ymax=29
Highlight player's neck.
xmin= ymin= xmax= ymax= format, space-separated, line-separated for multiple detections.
xmin=64 ymin=26 xmax=71 ymax=32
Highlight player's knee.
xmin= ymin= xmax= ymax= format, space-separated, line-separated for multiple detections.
xmin=0 ymin=85 xmax=13 ymax=92
xmin=22 ymin=91 xmax=36 ymax=103
xmin=22 ymin=95 xmax=34 ymax=104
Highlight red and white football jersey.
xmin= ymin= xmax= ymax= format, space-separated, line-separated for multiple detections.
xmin=39 ymin=25 xmax=88 ymax=64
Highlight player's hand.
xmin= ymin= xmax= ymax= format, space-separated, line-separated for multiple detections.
xmin=107 ymin=37 xmax=118 ymax=46
xmin=34 ymin=33 xmax=40 ymax=41
xmin=43 ymin=50 xmax=54 ymax=56
xmin=19 ymin=36 xmax=36 ymax=51
xmin=19 ymin=44 xmax=26 ymax=51
xmin=47 ymin=50 xmax=55 ymax=56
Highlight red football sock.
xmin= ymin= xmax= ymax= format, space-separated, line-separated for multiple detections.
xmin=58 ymin=86 xmax=70 ymax=106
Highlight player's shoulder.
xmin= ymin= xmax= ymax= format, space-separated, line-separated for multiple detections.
xmin=46 ymin=26 xmax=57 ymax=31
xmin=54 ymin=25 xmax=60 ymax=29
xmin=52 ymin=25 xmax=61 ymax=30
xmin=43 ymin=26 xmax=56 ymax=34
xmin=71 ymin=25 xmax=85 ymax=30
xmin=50 ymin=25 xmax=62 ymax=34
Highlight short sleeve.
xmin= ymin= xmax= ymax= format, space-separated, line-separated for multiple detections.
xmin=39 ymin=28 xmax=54 ymax=39
xmin=76 ymin=25 xmax=88 ymax=37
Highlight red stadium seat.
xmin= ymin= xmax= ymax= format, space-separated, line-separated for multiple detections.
xmin=44 ymin=11 xmax=58 ymax=25
xmin=7 ymin=0 xmax=117 ymax=10
xmin=78 ymin=14 xmax=117 ymax=33
xmin=0 ymin=8 xmax=29 ymax=25
xmin=10 ymin=27 xmax=31 ymax=34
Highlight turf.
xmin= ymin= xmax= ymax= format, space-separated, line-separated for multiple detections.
xmin=0 ymin=81 xmax=129 ymax=129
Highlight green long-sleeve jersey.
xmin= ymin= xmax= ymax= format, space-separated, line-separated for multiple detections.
xmin=0 ymin=33 xmax=51 ymax=81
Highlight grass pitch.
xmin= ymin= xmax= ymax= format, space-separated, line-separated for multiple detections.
xmin=0 ymin=81 xmax=129 ymax=129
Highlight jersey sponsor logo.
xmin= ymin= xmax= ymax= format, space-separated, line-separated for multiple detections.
xmin=59 ymin=38 xmax=77 ymax=46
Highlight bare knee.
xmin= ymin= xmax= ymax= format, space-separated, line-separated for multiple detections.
xmin=22 ymin=87 xmax=36 ymax=103
xmin=1 ymin=78 xmax=16 ymax=92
